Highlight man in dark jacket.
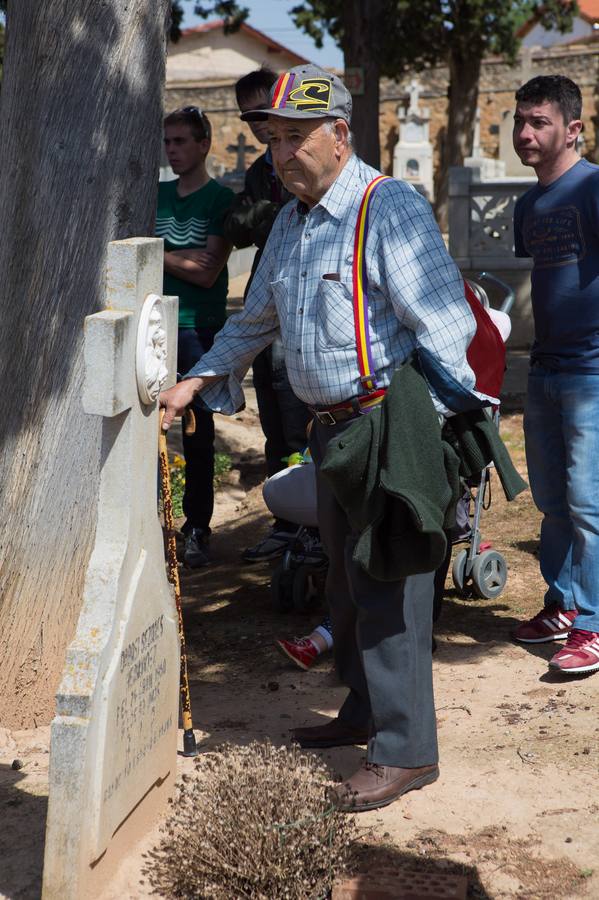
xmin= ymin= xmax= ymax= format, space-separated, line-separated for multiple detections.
xmin=224 ymin=68 xmax=312 ymax=562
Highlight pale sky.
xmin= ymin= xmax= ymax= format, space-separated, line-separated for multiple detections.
xmin=181 ymin=0 xmax=345 ymax=70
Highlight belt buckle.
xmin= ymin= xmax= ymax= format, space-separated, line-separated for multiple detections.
xmin=316 ymin=409 xmax=337 ymax=426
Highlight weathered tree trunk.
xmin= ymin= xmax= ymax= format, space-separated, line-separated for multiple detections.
xmin=434 ymin=49 xmax=482 ymax=231
xmin=0 ymin=0 xmax=170 ymax=727
xmin=341 ymin=0 xmax=383 ymax=168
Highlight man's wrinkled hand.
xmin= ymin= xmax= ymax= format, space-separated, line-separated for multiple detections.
xmin=159 ymin=378 xmax=203 ymax=431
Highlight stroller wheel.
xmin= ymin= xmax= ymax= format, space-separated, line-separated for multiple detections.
xmin=451 ymin=549 xmax=473 ymax=598
xmin=270 ymin=566 xmax=294 ymax=613
xmin=292 ymin=564 xmax=319 ymax=613
xmin=471 ymin=550 xmax=508 ymax=599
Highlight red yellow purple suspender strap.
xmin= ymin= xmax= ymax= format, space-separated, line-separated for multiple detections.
xmin=352 ymin=175 xmax=394 ymax=392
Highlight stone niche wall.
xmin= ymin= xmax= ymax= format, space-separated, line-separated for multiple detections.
xmin=163 ymin=82 xmax=264 ymax=177
xmin=379 ymin=43 xmax=599 ymax=176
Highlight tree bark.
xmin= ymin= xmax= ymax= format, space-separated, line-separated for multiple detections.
xmin=434 ymin=49 xmax=482 ymax=231
xmin=0 ymin=0 xmax=170 ymax=727
xmin=341 ymin=0 xmax=383 ymax=168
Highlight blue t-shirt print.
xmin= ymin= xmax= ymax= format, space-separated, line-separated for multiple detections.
xmin=514 ymin=158 xmax=599 ymax=372
xmin=522 ymin=205 xmax=585 ymax=268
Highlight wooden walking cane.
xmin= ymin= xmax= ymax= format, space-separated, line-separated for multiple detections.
xmin=158 ymin=408 xmax=199 ymax=758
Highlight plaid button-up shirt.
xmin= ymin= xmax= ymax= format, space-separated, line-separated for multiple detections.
xmin=189 ymin=153 xmax=476 ymax=414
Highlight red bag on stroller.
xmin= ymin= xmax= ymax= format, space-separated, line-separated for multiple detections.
xmin=463 ymin=280 xmax=506 ymax=400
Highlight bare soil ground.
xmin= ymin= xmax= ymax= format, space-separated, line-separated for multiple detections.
xmin=1 ymin=284 xmax=598 ymax=898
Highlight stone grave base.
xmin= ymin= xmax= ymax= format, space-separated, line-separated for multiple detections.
xmin=84 ymin=771 xmax=175 ymax=900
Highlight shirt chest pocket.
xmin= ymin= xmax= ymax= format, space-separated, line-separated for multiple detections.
xmin=316 ymin=279 xmax=356 ymax=350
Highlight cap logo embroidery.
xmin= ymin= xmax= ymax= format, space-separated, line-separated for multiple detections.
xmin=287 ymin=78 xmax=332 ymax=111
xmin=272 ymin=73 xmax=333 ymax=112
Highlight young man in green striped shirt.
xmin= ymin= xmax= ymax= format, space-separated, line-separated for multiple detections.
xmin=156 ymin=107 xmax=234 ymax=566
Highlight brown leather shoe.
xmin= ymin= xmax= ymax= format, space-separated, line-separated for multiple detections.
xmin=291 ymin=718 xmax=369 ymax=749
xmin=330 ymin=761 xmax=439 ymax=812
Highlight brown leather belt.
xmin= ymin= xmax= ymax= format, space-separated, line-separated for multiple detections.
xmin=310 ymin=389 xmax=386 ymax=426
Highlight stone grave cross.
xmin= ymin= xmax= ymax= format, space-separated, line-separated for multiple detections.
xmin=407 ymin=78 xmax=422 ymax=115
xmin=227 ymin=131 xmax=258 ymax=173
xmin=43 ymin=238 xmax=180 ymax=900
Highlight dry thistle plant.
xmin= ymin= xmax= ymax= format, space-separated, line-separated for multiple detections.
xmin=145 ymin=740 xmax=357 ymax=899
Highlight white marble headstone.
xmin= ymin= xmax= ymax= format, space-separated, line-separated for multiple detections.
xmin=393 ymin=81 xmax=434 ymax=200
xmin=42 ymin=238 xmax=180 ymax=899
xmin=499 ymin=109 xmax=532 ymax=177
xmin=465 ymin=108 xmax=506 ymax=180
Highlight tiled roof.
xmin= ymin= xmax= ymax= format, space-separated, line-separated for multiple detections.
xmin=180 ymin=19 xmax=309 ymax=65
xmin=578 ymin=0 xmax=599 ymax=22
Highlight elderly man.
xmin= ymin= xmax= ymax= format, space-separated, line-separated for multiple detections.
xmin=160 ymin=64 xmax=477 ymax=811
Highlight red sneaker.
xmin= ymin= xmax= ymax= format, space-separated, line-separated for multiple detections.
xmin=275 ymin=637 xmax=319 ymax=671
xmin=511 ymin=604 xmax=577 ymax=643
xmin=549 ymin=629 xmax=599 ymax=674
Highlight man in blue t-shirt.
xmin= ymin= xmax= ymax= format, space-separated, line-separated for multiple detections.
xmin=511 ymin=75 xmax=599 ymax=675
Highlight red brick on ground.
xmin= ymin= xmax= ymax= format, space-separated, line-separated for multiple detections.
xmin=333 ymin=869 xmax=468 ymax=899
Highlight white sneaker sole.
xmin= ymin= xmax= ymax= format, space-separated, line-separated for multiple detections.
xmin=549 ymin=658 xmax=599 ymax=674
xmin=513 ymin=631 xmax=570 ymax=644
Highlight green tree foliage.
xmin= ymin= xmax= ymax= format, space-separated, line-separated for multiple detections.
xmin=169 ymin=1 xmax=248 ymax=42
xmin=289 ymin=2 xmax=456 ymax=169
xmin=431 ymin=0 xmax=577 ymax=226
xmin=166 ymin=0 xmax=441 ymax=164
xmin=291 ymin=1 xmax=576 ymax=222
xmin=290 ymin=0 xmax=442 ymax=72
xmin=290 ymin=1 xmax=446 ymax=165
xmin=169 ymin=0 xmax=184 ymax=41
xmin=165 ymin=0 xmax=577 ymax=216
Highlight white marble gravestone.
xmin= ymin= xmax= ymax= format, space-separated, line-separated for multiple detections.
xmin=499 ymin=109 xmax=532 ymax=177
xmin=465 ymin=108 xmax=506 ymax=181
xmin=393 ymin=79 xmax=434 ymax=200
xmin=42 ymin=238 xmax=180 ymax=900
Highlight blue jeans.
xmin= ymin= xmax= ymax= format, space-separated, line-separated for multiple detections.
xmin=524 ymin=365 xmax=599 ymax=631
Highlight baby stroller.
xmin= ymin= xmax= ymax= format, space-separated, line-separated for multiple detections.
xmin=263 ymin=459 xmax=328 ymax=613
xmin=264 ymin=272 xmax=515 ymax=611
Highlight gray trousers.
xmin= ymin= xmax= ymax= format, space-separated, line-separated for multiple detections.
xmin=310 ymin=418 xmax=439 ymax=768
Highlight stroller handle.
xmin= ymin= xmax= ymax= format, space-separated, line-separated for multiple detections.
xmin=477 ymin=272 xmax=515 ymax=316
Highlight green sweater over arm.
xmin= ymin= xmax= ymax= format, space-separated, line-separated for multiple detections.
xmin=320 ymin=359 xmax=527 ymax=582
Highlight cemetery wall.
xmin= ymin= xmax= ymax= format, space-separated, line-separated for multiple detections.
xmin=379 ymin=42 xmax=599 ymax=176
xmin=164 ymin=82 xmax=263 ymax=177
xmin=165 ymin=41 xmax=599 ymax=182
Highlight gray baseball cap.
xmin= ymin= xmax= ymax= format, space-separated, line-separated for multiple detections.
xmin=240 ymin=64 xmax=352 ymax=124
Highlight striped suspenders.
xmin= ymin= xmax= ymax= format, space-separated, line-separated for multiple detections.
xmin=352 ymin=175 xmax=393 ymax=392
